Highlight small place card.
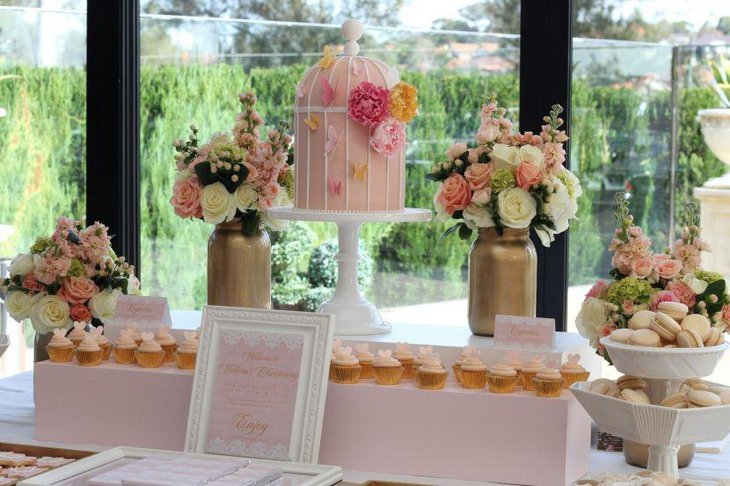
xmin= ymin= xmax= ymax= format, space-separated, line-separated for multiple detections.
xmin=493 ymin=314 xmax=555 ymax=351
xmin=111 ymin=295 xmax=172 ymax=327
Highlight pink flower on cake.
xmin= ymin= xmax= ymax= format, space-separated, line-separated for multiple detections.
xmin=348 ymin=81 xmax=390 ymax=126
xmin=650 ymin=290 xmax=679 ymax=311
xmin=61 ymin=277 xmax=99 ymax=305
xmin=586 ymin=280 xmax=608 ymax=299
xmin=654 ymin=255 xmax=682 ymax=280
xmin=464 ymin=162 xmax=493 ymax=190
xmin=437 ymin=173 xmax=471 ymax=215
xmin=666 ymin=280 xmax=696 ymax=308
xmin=370 ymin=118 xmax=406 ymax=157
xmin=515 ymin=162 xmax=541 ymax=190
xmin=170 ymin=177 xmax=203 ymax=219
xmin=70 ymin=303 xmax=92 ymax=322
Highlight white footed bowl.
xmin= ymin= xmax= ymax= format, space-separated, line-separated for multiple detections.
xmin=600 ymin=337 xmax=728 ymax=379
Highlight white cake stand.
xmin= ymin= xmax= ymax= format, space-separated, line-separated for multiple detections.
xmin=267 ymin=207 xmax=431 ymax=336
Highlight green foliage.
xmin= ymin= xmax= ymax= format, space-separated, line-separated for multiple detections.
xmin=309 ymin=240 xmax=373 ymax=291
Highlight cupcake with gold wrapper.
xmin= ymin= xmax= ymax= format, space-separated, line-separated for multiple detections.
xmin=332 ymin=346 xmax=362 ymax=384
xmin=154 ymin=325 xmax=178 ymax=363
xmin=460 ymin=356 xmax=488 ymax=389
xmin=354 ymin=343 xmax=375 ymax=379
xmin=113 ymin=329 xmax=138 ymax=364
xmin=393 ymin=342 xmax=416 ymax=379
xmin=520 ymin=356 xmax=545 ymax=391
xmin=92 ymin=326 xmax=112 ymax=360
xmin=487 ymin=363 xmax=519 ymax=393
xmin=329 ymin=340 xmax=342 ymax=381
xmin=533 ymin=368 xmax=564 ymax=398
xmin=75 ymin=334 xmax=104 ymax=366
xmin=560 ymin=354 xmax=590 ymax=388
xmin=413 ymin=345 xmax=433 ymax=372
xmin=46 ymin=329 xmax=75 ymax=363
xmin=126 ymin=323 xmax=144 ymax=347
xmin=174 ymin=331 xmax=198 ymax=370
xmin=453 ymin=346 xmax=478 ymax=384
xmin=505 ymin=351 xmax=525 ymax=387
xmin=416 ymin=353 xmax=447 ymax=390
xmin=373 ymin=349 xmax=404 ymax=385
xmin=67 ymin=321 xmax=87 ymax=348
xmin=135 ymin=332 xmax=165 ymax=368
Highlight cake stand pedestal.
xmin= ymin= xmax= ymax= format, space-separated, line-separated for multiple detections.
xmin=267 ymin=207 xmax=431 ymax=336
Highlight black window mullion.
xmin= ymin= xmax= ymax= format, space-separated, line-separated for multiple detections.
xmin=86 ymin=0 xmax=140 ymax=271
xmin=519 ymin=0 xmax=573 ymax=331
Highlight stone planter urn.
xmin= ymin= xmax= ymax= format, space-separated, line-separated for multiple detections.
xmin=697 ymin=108 xmax=730 ymax=187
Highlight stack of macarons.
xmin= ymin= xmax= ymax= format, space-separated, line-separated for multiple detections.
xmin=587 ymin=376 xmax=730 ymax=408
xmin=608 ymin=302 xmax=726 ymax=348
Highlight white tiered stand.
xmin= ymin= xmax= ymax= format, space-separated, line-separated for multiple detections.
xmin=267 ymin=207 xmax=431 ymax=336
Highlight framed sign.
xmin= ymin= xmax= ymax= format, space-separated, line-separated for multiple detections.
xmin=109 ymin=295 xmax=172 ymax=328
xmin=493 ymin=314 xmax=555 ymax=351
xmin=186 ymin=306 xmax=334 ymax=464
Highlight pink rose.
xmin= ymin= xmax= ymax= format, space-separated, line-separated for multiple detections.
xmin=22 ymin=274 xmax=44 ymax=293
xmin=630 ymin=255 xmax=653 ymax=279
xmin=650 ymin=290 xmax=679 ymax=311
xmin=515 ymin=161 xmax=541 ymax=189
xmin=170 ymin=177 xmax=203 ymax=219
xmin=666 ymin=280 xmax=696 ymax=308
xmin=655 ymin=257 xmax=682 ymax=280
xmin=600 ymin=324 xmax=617 ymax=338
xmin=70 ymin=303 xmax=92 ymax=322
xmin=611 ymin=250 xmax=634 ymax=276
xmin=464 ymin=163 xmax=494 ymax=191
xmin=722 ymin=304 xmax=730 ymax=322
xmin=348 ymin=81 xmax=390 ymax=126
xmin=586 ymin=280 xmax=608 ymax=299
xmin=370 ymin=118 xmax=406 ymax=157
xmin=622 ymin=299 xmax=635 ymax=315
xmin=437 ymin=173 xmax=471 ymax=215
xmin=61 ymin=277 xmax=99 ymax=305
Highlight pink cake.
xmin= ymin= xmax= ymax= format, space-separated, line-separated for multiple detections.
xmin=294 ymin=19 xmax=419 ymax=212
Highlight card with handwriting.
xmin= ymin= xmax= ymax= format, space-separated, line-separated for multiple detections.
xmin=493 ymin=314 xmax=555 ymax=351
xmin=112 ymin=295 xmax=172 ymax=327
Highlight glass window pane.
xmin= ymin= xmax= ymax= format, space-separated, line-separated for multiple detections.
xmin=139 ymin=1 xmax=519 ymax=327
xmin=0 ymin=2 xmax=87 ymax=377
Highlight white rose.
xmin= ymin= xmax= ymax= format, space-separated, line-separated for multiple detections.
xmin=88 ymin=288 xmax=122 ymax=323
xmin=201 ymin=182 xmax=237 ymax=225
xmin=234 ymin=184 xmax=258 ymax=211
xmin=576 ymin=297 xmax=610 ymax=345
xmin=463 ymin=203 xmax=495 ymax=229
xmin=432 ymin=185 xmax=450 ymax=222
xmin=497 ymin=188 xmax=536 ymax=229
xmin=535 ymin=226 xmax=556 ymax=247
xmin=128 ymin=275 xmax=141 ymax=296
xmin=8 ymin=253 xmax=35 ymax=277
xmin=682 ymin=274 xmax=708 ymax=294
xmin=518 ymin=145 xmax=544 ymax=168
xmin=557 ymin=167 xmax=582 ymax=212
xmin=544 ymin=178 xmax=574 ymax=233
xmin=471 ymin=188 xmax=492 ymax=205
xmin=489 ymin=143 xmax=519 ymax=170
xmin=6 ymin=291 xmax=38 ymax=321
xmin=30 ymin=294 xmax=71 ymax=334
xmin=445 ymin=143 xmax=468 ymax=161
xmin=263 ymin=192 xmax=291 ymax=231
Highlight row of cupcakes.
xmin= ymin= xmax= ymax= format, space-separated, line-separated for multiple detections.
xmin=329 ymin=342 xmax=590 ymax=398
xmin=46 ymin=322 xmax=199 ymax=370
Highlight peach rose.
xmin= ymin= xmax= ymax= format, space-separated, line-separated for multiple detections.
xmin=437 ymin=173 xmax=471 ymax=215
xmin=515 ymin=162 xmax=541 ymax=189
xmin=61 ymin=277 xmax=99 ymax=305
xmin=22 ymin=274 xmax=44 ymax=293
xmin=655 ymin=258 xmax=682 ymax=280
xmin=464 ymin=163 xmax=493 ymax=190
xmin=70 ymin=303 xmax=92 ymax=322
xmin=666 ymin=280 xmax=696 ymax=308
xmin=170 ymin=177 xmax=203 ymax=219
xmin=630 ymin=255 xmax=653 ymax=279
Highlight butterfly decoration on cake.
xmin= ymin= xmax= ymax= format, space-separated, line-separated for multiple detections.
xmin=304 ymin=115 xmax=319 ymax=130
xmin=318 ymin=45 xmax=336 ymax=69
xmin=325 ymin=125 xmax=341 ymax=155
xmin=352 ymin=162 xmax=367 ymax=182
xmin=328 ymin=178 xmax=342 ymax=196
xmin=320 ymin=77 xmax=336 ymax=107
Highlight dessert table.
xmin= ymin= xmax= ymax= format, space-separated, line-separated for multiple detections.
xmin=2 ymin=371 xmax=729 ymax=484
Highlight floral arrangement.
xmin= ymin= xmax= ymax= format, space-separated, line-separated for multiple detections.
xmin=577 ymin=195 xmax=728 ymax=359
xmin=170 ymin=91 xmax=294 ymax=234
xmin=347 ymin=78 xmax=419 ymax=157
xmin=426 ymin=101 xmax=581 ymax=245
xmin=1 ymin=218 xmax=139 ymax=334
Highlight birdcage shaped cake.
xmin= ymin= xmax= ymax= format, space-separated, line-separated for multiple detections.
xmin=294 ymin=19 xmax=419 ymax=212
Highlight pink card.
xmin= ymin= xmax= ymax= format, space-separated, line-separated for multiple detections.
xmin=203 ymin=330 xmax=304 ymax=461
xmin=493 ymin=314 xmax=555 ymax=351
xmin=112 ymin=295 xmax=172 ymax=327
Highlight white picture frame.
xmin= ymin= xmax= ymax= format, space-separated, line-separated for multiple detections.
xmin=21 ymin=446 xmax=342 ymax=486
xmin=185 ymin=305 xmax=334 ymax=464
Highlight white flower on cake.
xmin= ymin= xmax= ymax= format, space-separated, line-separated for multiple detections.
xmin=489 ymin=143 xmax=520 ymax=170
xmin=88 ymin=288 xmax=121 ymax=323
xmin=201 ymin=182 xmax=237 ymax=224
xmin=8 ymin=253 xmax=34 ymax=277
xmin=5 ymin=291 xmax=43 ymax=321
xmin=496 ymin=187 xmax=536 ymax=229
xmin=30 ymin=294 xmax=71 ymax=334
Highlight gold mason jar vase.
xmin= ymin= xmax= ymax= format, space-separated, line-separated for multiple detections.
xmin=468 ymin=227 xmax=537 ymax=336
xmin=207 ymin=220 xmax=272 ymax=309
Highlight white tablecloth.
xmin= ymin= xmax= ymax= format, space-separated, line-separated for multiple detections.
xmin=1 ymin=371 xmax=728 ymax=484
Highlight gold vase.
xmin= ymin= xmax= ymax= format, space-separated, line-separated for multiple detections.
xmin=207 ymin=221 xmax=271 ymax=309
xmin=623 ymin=440 xmax=695 ymax=469
xmin=468 ymin=227 xmax=537 ymax=336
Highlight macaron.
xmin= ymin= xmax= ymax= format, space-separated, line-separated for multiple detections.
xmin=628 ymin=310 xmax=655 ymax=330
xmin=660 ymin=392 xmax=688 ymax=409
xmin=629 ymin=329 xmax=661 ymax=347
xmin=687 ymin=389 xmax=721 ymax=408
xmin=657 ymin=301 xmax=688 ymax=322
xmin=680 ymin=314 xmax=712 ymax=342
xmin=610 ymin=328 xmax=634 ymax=344
xmin=589 ymin=378 xmax=620 ymax=398
xmin=704 ymin=327 xmax=725 ymax=347
xmin=681 ymin=378 xmax=709 ymax=392
xmin=617 ymin=375 xmax=648 ymax=391
xmin=651 ymin=312 xmax=681 ymax=342
xmin=677 ymin=329 xmax=704 ymax=348
xmin=719 ymin=391 xmax=730 ymax=405
xmin=620 ymin=388 xmax=651 ymax=405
